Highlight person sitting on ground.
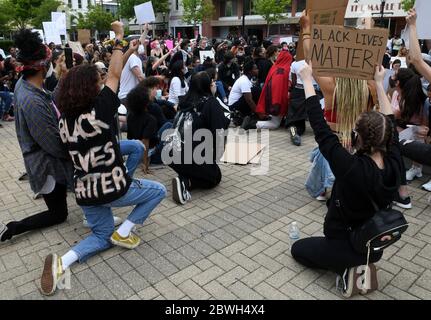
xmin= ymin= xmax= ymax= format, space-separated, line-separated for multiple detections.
xmin=167 ymin=71 xmax=230 ymax=205
xmin=168 ymin=60 xmax=189 ymax=105
xmin=228 ymin=60 xmax=259 ymax=127
xmin=40 ymin=22 xmax=166 ymax=296
xmin=218 ymin=51 xmax=240 ymax=97
xmin=292 ymin=62 xmax=403 ymax=298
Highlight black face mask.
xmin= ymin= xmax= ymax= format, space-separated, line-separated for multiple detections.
xmin=351 ymin=130 xmax=359 ymax=149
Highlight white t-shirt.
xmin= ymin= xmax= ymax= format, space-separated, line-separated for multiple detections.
xmin=168 ymin=77 xmax=189 ymax=105
xmin=0 ymin=49 xmax=5 ymax=59
xmin=228 ymin=75 xmax=252 ymax=106
xmin=118 ymin=54 xmax=143 ymax=100
xmin=291 ymin=60 xmax=318 ymax=86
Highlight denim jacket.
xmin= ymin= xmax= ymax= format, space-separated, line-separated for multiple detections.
xmin=305 ymin=147 xmax=335 ymax=198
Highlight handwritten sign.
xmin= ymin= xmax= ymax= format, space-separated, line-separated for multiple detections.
xmin=68 ymin=41 xmax=85 ymax=57
xmin=165 ymin=40 xmax=174 ymax=50
xmin=51 ymin=12 xmax=67 ymax=35
xmin=309 ymin=25 xmax=388 ymax=80
xmin=297 ymin=0 xmax=349 ymax=61
xmin=134 ymin=2 xmax=156 ymax=25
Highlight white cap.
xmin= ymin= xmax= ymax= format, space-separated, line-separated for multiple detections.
xmin=94 ymin=61 xmax=107 ymax=71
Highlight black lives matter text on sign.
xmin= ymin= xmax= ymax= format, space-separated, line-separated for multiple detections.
xmin=309 ymin=25 xmax=388 ymax=80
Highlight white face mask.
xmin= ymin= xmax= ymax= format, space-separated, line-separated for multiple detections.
xmin=45 ymin=63 xmax=53 ymax=79
xmin=156 ymin=44 xmax=161 ymax=49
xmin=138 ymin=45 xmax=145 ymax=55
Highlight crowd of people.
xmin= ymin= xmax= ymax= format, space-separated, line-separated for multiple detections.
xmin=0 ymin=8 xmax=430 ymax=298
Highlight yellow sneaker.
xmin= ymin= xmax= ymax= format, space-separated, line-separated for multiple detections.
xmin=40 ymin=254 xmax=64 ymax=296
xmin=110 ymin=231 xmax=141 ymax=249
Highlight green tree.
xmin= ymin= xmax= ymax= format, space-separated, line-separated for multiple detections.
xmin=119 ymin=0 xmax=170 ymax=20
xmin=76 ymin=5 xmax=114 ymax=32
xmin=401 ymin=0 xmax=415 ymax=11
xmin=32 ymin=0 xmax=62 ymax=29
xmin=182 ymin=0 xmax=215 ymax=32
xmin=253 ymin=0 xmax=291 ymax=36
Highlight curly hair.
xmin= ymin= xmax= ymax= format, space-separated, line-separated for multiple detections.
xmin=355 ymin=112 xmax=393 ymax=155
xmin=57 ymin=64 xmax=100 ymax=118
xmin=14 ymin=29 xmax=47 ymax=78
xmin=126 ymin=85 xmax=150 ymax=115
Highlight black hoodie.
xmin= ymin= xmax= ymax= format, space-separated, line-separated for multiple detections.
xmin=305 ymin=96 xmax=403 ymax=239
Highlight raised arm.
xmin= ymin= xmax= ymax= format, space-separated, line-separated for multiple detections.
xmin=374 ymin=65 xmax=393 ymax=116
xmin=106 ymin=21 xmax=125 ymax=94
xmin=406 ymin=9 xmax=431 ymax=82
xmin=122 ymin=40 xmax=139 ymax=68
xmin=152 ymin=43 xmax=180 ymax=71
xmin=140 ymin=24 xmax=149 ymax=51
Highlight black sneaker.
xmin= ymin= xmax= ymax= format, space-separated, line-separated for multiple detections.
xmin=172 ymin=176 xmax=191 ymax=205
xmin=241 ymin=116 xmax=257 ymax=130
xmin=289 ymin=126 xmax=301 ymax=146
xmin=393 ymin=193 xmax=412 ymax=209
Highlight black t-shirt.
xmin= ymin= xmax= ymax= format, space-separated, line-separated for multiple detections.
xmin=127 ymin=111 xmax=158 ymax=147
xmin=59 ymin=86 xmax=131 ymax=206
xmin=148 ymin=102 xmax=168 ymax=129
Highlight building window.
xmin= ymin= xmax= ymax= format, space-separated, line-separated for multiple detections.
xmin=296 ymin=0 xmax=306 ymax=13
xmin=176 ymin=0 xmax=179 ymax=11
xmin=68 ymin=0 xmax=71 ymax=8
xmin=78 ymin=0 xmax=82 ymax=9
xmin=244 ymin=0 xmax=254 ymax=15
xmin=221 ymin=0 xmax=237 ymax=17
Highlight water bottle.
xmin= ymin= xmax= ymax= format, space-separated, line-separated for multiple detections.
xmin=289 ymin=222 xmax=300 ymax=247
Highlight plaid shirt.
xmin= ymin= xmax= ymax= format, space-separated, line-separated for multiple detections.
xmin=14 ymin=77 xmax=73 ymax=193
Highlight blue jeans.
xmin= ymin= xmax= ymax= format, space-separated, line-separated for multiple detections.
xmin=0 ymin=91 xmax=13 ymax=117
xmin=72 ymin=179 xmax=166 ymax=262
xmin=216 ymin=81 xmax=227 ymax=100
xmin=119 ymin=139 xmax=144 ymax=178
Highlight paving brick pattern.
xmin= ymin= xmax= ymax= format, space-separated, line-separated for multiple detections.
xmin=0 ymin=120 xmax=430 ymax=300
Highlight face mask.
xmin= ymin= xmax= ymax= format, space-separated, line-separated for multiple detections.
xmin=100 ymin=84 xmax=105 ymax=91
xmin=138 ymin=45 xmax=145 ymax=55
xmin=45 ymin=63 xmax=53 ymax=79
xmin=156 ymin=44 xmax=161 ymax=49
xmin=187 ymin=47 xmax=192 ymax=52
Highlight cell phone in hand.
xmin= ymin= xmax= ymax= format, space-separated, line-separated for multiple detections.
xmin=65 ymin=48 xmax=73 ymax=69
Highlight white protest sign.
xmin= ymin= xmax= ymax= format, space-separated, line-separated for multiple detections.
xmin=415 ymin=0 xmax=431 ymax=39
xmin=51 ymin=12 xmax=67 ymax=35
xmin=390 ymin=56 xmax=408 ymax=69
xmin=199 ymin=50 xmax=215 ymax=62
xmin=43 ymin=21 xmax=62 ymax=45
xmin=345 ymin=0 xmax=408 ymax=18
xmin=109 ymin=31 xmax=115 ymax=40
xmin=134 ymin=2 xmax=156 ymax=25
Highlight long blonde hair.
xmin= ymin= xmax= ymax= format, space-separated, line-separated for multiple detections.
xmin=334 ymin=78 xmax=370 ymax=146
xmin=54 ymin=54 xmax=66 ymax=80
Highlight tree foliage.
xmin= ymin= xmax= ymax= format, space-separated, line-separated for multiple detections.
xmin=253 ymin=0 xmax=291 ymax=36
xmin=182 ymin=0 xmax=215 ymax=28
xmin=75 ymin=5 xmax=115 ymax=32
xmin=401 ymin=0 xmax=415 ymax=11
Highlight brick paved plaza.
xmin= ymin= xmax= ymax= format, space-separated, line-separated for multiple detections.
xmin=0 ymin=120 xmax=430 ymax=300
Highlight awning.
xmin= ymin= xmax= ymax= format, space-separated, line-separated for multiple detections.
xmin=210 ymin=17 xmax=300 ymax=27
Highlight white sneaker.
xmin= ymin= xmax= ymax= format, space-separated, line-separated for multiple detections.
xmin=83 ymin=216 xmax=122 ymax=228
xmin=406 ymin=166 xmax=423 ymax=181
xmin=422 ymin=180 xmax=431 ymax=192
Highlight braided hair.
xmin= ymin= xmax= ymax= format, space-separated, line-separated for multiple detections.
xmin=354 ymin=111 xmax=393 ymax=155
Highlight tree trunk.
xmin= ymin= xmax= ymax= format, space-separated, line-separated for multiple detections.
xmin=267 ymin=23 xmax=270 ymax=37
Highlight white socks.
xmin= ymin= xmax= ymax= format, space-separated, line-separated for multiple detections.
xmin=61 ymin=251 xmax=79 ymax=270
xmin=117 ymin=220 xmax=136 ymax=238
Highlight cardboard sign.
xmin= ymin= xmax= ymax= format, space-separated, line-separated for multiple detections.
xmin=199 ymin=50 xmax=214 ymax=62
xmin=51 ymin=12 xmax=67 ymax=35
xmin=78 ymin=29 xmax=91 ymax=44
xmin=68 ymin=41 xmax=85 ymax=57
xmin=43 ymin=21 xmax=62 ymax=45
xmin=345 ymin=0 xmax=408 ymax=19
xmin=297 ymin=0 xmax=349 ymax=61
xmin=221 ymin=143 xmax=265 ymax=165
xmin=134 ymin=2 xmax=156 ymax=25
xmin=309 ymin=25 xmax=388 ymax=80
xmin=415 ymin=0 xmax=431 ymax=39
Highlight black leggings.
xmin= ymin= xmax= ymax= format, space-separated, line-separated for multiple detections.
xmin=3 ymin=183 xmax=68 ymax=240
xmin=291 ymin=237 xmax=383 ymax=276
xmin=401 ymin=140 xmax=431 ymax=166
xmin=170 ymin=163 xmax=222 ymax=190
